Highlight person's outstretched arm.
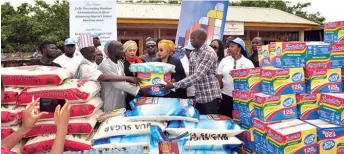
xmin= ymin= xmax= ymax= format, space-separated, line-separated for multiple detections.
xmin=50 ymin=101 xmax=71 ymax=154
xmin=1 ymin=99 xmax=47 ymax=150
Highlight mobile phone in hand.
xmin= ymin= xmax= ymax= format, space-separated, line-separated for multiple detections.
xmin=39 ymin=98 xmax=66 ymax=113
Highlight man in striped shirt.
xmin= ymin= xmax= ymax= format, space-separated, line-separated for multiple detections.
xmin=162 ymin=29 xmax=222 ymax=114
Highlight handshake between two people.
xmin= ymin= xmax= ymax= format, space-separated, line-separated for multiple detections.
xmin=127 ymin=77 xmax=176 ymax=97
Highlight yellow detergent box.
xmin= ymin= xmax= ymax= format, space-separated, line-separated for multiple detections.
xmin=252 ymin=118 xmax=283 ymax=153
xmin=324 ymin=21 xmax=344 ymax=43
xmin=258 ymin=45 xmax=271 ymax=67
xmin=270 ymin=42 xmax=306 ymax=68
xmin=305 ymin=119 xmax=344 ymax=154
xmin=296 ymin=94 xmax=320 ymax=120
xmin=238 ymin=91 xmax=256 ymax=128
xmin=254 ymin=93 xmax=297 ymax=122
xmin=261 ymin=68 xmax=305 ymax=95
xmin=319 ymin=93 xmax=344 ymax=126
xmin=330 ymin=43 xmax=344 ymax=68
xmin=305 ymin=68 xmax=342 ymax=93
xmin=267 ymin=119 xmax=318 ymax=154
xmin=305 ymin=42 xmax=331 ymax=69
xmin=137 ymin=72 xmax=172 ymax=96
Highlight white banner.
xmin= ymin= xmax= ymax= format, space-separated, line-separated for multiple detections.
xmin=224 ymin=22 xmax=244 ymax=35
xmin=69 ymin=0 xmax=117 ymax=45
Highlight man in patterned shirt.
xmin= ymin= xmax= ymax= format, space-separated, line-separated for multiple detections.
xmin=162 ymin=29 xmax=222 ymax=114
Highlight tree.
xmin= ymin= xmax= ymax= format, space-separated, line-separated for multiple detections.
xmin=230 ymin=0 xmax=325 ymax=24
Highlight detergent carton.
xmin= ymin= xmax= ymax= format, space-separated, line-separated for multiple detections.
xmin=324 ymin=21 xmax=344 ymax=43
xmin=252 ymin=118 xmax=282 ymax=154
xmin=232 ymin=69 xmax=241 ymax=90
xmin=305 ymin=42 xmax=331 ymax=69
xmin=239 ymin=68 xmax=261 ymax=92
xmin=257 ymin=45 xmax=271 ymax=67
xmin=270 ymin=42 xmax=306 ymax=68
xmin=261 ymin=68 xmax=305 ymax=95
xmin=238 ymin=127 xmax=255 ymax=152
xmin=232 ymin=90 xmax=241 ymax=123
xmin=296 ymin=94 xmax=320 ymax=120
xmin=136 ymin=72 xmax=172 ymax=96
xmin=267 ymin=119 xmax=318 ymax=154
xmin=305 ymin=68 xmax=342 ymax=94
xmin=319 ymin=93 xmax=344 ymax=126
xmin=238 ymin=91 xmax=255 ymax=128
xmin=254 ymin=93 xmax=297 ymax=122
xmin=305 ymin=119 xmax=344 ymax=154
xmin=342 ymin=68 xmax=344 ymax=92
xmin=330 ymin=43 xmax=344 ymax=68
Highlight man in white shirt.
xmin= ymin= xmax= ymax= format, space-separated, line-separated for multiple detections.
xmin=53 ymin=38 xmax=82 ymax=75
xmin=180 ymin=41 xmax=196 ymax=98
xmin=75 ymin=34 xmax=141 ymax=85
xmin=99 ymin=41 xmax=148 ymax=111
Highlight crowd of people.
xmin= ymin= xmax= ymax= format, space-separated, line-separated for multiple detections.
xmin=17 ymin=29 xmax=263 ymax=116
xmin=1 ymin=28 xmax=264 ymax=153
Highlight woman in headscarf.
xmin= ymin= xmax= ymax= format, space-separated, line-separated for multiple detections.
xmin=157 ymin=40 xmax=187 ymax=98
xmin=123 ymin=40 xmax=143 ymax=77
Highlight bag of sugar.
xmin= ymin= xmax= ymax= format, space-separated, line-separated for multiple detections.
xmin=92 ymin=115 xmax=166 ymax=141
xmin=150 ymin=125 xmax=189 ymax=154
xmin=2 ymin=65 xmax=71 ymax=87
xmin=92 ymin=134 xmax=150 ymax=150
xmin=126 ymin=97 xmax=200 ymax=122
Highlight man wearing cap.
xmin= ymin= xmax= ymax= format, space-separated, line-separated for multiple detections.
xmin=180 ymin=41 xmax=196 ymax=98
xmin=217 ymin=37 xmax=254 ymax=117
xmin=54 ymin=38 xmax=82 ymax=74
xmin=74 ymin=34 xmax=141 ymax=85
xmin=141 ymin=37 xmax=158 ymax=62
xmin=161 ymin=29 xmax=222 ymax=114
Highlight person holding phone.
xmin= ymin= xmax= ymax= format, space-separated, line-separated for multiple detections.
xmin=1 ymin=82 xmax=71 ymax=154
xmin=217 ymin=38 xmax=254 ymax=117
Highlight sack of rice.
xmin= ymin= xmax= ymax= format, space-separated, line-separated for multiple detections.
xmin=92 ymin=115 xmax=166 ymax=141
xmin=92 ymin=134 xmax=150 ymax=150
xmin=166 ymin=115 xmax=244 ymax=137
xmin=1 ymin=105 xmax=25 ymax=126
xmin=1 ymin=66 xmax=71 ymax=87
xmin=22 ymin=134 xmax=91 ymax=154
xmin=24 ymin=110 xmax=102 ymax=138
xmin=150 ymin=125 xmax=189 ymax=154
xmin=2 ymin=87 xmax=22 ymax=104
xmin=126 ymin=97 xmax=200 ymax=122
xmin=1 ymin=125 xmax=19 ymax=139
xmin=17 ymin=79 xmax=101 ymax=105
xmin=38 ymin=97 xmax=103 ymax=121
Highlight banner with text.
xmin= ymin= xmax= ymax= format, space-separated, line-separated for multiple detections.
xmin=175 ymin=0 xmax=229 ymax=47
xmin=69 ymin=0 xmax=117 ymax=45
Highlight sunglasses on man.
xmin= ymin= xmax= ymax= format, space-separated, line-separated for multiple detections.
xmin=146 ymin=45 xmax=156 ymax=49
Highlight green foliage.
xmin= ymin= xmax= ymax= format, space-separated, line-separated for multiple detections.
xmin=230 ymin=0 xmax=325 ymax=24
xmin=1 ymin=0 xmax=69 ymax=53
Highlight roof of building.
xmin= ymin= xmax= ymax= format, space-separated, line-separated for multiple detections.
xmin=116 ymin=3 xmax=319 ymax=25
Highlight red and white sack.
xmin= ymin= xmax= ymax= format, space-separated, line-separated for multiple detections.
xmin=1 ymin=125 xmax=19 ymax=139
xmin=38 ymin=97 xmax=103 ymax=121
xmin=2 ymin=87 xmax=22 ymax=104
xmin=17 ymin=79 xmax=101 ymax=105
xmin=24 ymin=110 xmax=103 ymax=138
xmin=1 ymin=65 xmax=72 ymax=87
xmin=22 ymin=134 xmax=91 ymax=154
xmin=1 ymin=105 xmax=25 ymax=126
